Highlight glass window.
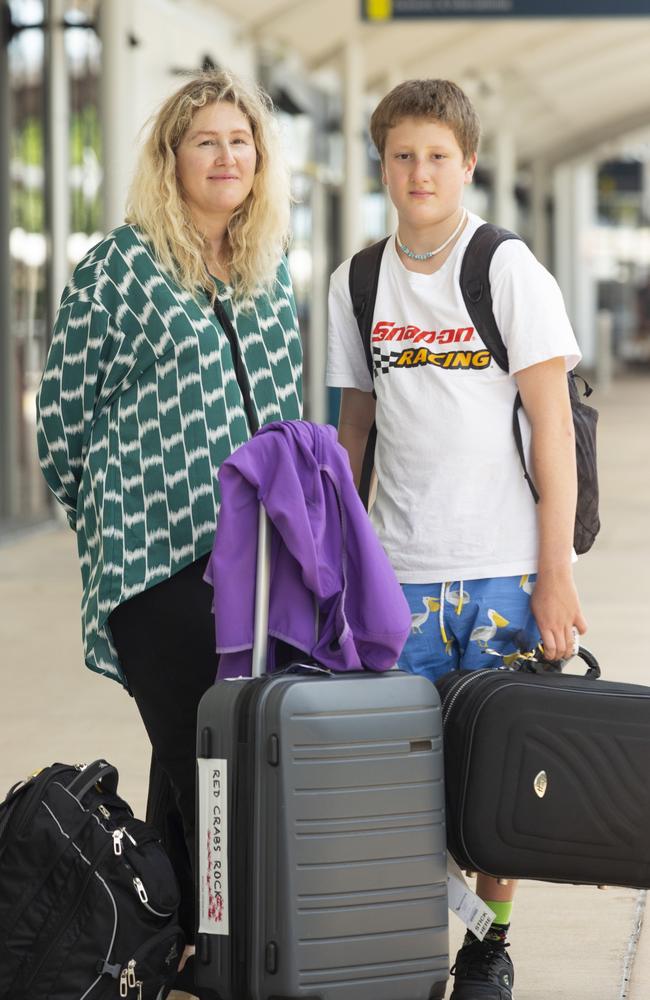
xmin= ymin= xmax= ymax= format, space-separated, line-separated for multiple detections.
xmin=3 ymin=0 xmax=101 ymax=529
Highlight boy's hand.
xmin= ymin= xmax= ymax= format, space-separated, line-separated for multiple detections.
xmin=530 ymin=568 xmax=587 ymax=661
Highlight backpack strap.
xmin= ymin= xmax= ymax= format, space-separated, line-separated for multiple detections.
xmin=348 ymin=238 xmax=389 ymax=509
xmin=460 ymin=223 xmax=540 ymax=503
xmin=348 ymin=237 xmax=390 ymax=382
xmin=459 ymin=223 xmax=519 ymax=373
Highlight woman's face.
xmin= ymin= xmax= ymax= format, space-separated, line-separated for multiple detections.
xmin=175 ymin=100 xmax=257 ymax=227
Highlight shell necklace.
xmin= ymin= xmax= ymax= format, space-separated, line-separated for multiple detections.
xmin=397 ymin=208 xmax=467 ymax=261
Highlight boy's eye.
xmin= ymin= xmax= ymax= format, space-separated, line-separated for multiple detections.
xmin=395 ymin=153 xmax=412 ymax=160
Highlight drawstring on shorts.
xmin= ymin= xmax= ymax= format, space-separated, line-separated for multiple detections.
xmin=438 ymin=580 xmax=465 ymax=646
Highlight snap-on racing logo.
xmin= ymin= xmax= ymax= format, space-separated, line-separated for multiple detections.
xmin=372 ymin=343 xmax=491 ymax=376
xmin=372 ymin=321 xmax=475 ymax=345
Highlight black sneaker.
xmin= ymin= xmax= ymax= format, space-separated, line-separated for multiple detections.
xmin=450 ymin=938 xmax=514 ymax=999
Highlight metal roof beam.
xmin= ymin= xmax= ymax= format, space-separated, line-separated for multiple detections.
xmin=239 ymin=0 xmax=320 ymax=37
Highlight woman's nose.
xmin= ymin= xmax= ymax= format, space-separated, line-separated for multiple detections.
xmin=214 ymin=141 xmax=236 ymax=164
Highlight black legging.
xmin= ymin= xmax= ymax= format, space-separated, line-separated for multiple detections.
xmin=109 ymin=553 xmax=217 ymax=986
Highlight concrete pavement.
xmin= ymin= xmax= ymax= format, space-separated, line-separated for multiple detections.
xmin=1 ymin=373 xmax=649 ymax=1000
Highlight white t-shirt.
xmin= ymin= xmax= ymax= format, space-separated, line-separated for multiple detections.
xmin=326 ymin=212 xmax=582 ymax=584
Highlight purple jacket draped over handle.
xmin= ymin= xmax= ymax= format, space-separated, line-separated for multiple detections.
xmin=204 ymin=420 xmax=411 ymax=679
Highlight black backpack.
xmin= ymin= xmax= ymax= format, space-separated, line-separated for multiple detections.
xmin=348 ymin=223 xmax=600 ymax=555
xmin=0 ymin=759 xmax=184 ymax=1000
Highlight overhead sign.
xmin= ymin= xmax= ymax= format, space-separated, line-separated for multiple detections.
xmin=363 ymin=0 xmax=650 ymax=18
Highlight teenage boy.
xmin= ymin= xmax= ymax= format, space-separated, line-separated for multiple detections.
xmin=326 ymin=79 xmax=587 ymax=1000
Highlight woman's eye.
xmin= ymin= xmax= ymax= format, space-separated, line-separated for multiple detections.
xmin=199 ymin=140 xmax=215 ymax=146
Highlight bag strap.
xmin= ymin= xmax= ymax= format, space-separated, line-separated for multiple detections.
xmin=459 ymin=223 xmax=519 ymax=373
xmin=460 ymin=223 xmax=539 ymax=503
xmin=213 ymin=297 xmax=260 ymax=435
xmin=67 ymin=760 xmax=119 ymax=800
xmin=348 ymin=238 xmax=388 ymax=509
xmin=349 ymin=237 xmax=390 ymax=382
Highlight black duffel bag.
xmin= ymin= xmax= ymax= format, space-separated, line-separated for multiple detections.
xmin=436 ymin=649 xmax=650 ymax=889
xmin=0 ymin=759 xmax=184 ymax=999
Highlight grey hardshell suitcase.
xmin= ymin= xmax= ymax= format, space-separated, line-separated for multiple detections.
xmin=195 ymin=509 xmax=448 ymax=1000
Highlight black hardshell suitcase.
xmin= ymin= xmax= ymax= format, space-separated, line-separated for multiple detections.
xmin=195 ymin=509 xmax=449 ymax=1000
xmin=436 ymin=653 xmax=650 ymax=889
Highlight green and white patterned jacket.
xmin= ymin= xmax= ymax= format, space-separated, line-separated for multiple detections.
xmin=36 ymin=224 xmax=302 ymax=685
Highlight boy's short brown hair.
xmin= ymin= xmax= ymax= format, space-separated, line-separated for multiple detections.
xmin=370 ymin=79 xmax=481 ymax=163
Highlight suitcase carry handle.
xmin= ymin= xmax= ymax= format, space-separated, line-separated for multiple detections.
xmin=66 ymin=760 xmax=119 ymax=800
xmin=573 ymin=646 xmax=601 ymax=679
xmin=274 ymin=662 xmax=332 ymax=677
xmin=525 ymin=645 xmax=601 ymax=680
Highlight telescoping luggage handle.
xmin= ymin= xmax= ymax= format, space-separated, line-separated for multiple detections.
xmin=212 ymin=295 xmax=270 ymax=680
xmin=251 ymin=507 xmax=271 ymax=679
xmin=249 ymin=509 xmax=332 ymax=682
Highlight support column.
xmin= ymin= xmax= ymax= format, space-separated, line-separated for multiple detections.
xmin=553 ymin=163 xmax=574 ymax=324
xmin=531 ymin=158 xmax=549 ymax=267
xmin=45 ymin=0 xmax=69 ymax=330
xmin=553 ymin=160 xmax=597 ymax=370
xmin=381 ymin=67 xmax=402 ymax=235
xmin=0 ymin=0 xmax=15 ymax=518
xmin=642 ymin=157 xmax=650 ymax=224
xmin=99 ymin=0 xmax=134 ymax=231
xmin=341 ymin=39 xmax=364 ymax=260
xmin=572 ymin=159 xmax=597 ymax=370
xmin=493 ymin=128 xmax=517 ymax=232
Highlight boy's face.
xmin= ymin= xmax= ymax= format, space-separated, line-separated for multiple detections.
xmin=381 ymin=117 xmax=476 ymax=230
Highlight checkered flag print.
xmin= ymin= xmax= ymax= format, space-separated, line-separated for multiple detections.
xmin=372 ymin=344 xmax=402 ymax=376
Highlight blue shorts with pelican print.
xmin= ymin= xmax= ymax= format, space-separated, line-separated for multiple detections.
xmin=398 ymin=574 xmax=541 ymax=684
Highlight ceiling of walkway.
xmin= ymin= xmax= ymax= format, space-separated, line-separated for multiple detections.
xmin=214 ymin=0 xmax=650 ymax=166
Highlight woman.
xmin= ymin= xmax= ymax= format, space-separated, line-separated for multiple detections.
xmin=36 ymin=70 xmax=302 ymax=994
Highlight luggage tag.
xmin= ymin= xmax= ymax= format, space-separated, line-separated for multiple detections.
xmin=447 ymin=857 xmax=495 ymax=941
xmin=197 ymin=758 xmax=229 ymax=935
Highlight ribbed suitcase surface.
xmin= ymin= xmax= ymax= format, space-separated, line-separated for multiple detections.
xmin=196 ymin=670 xmax=448 ymax=1000
xmin=437 ymin=667 xmax=650 ymax=888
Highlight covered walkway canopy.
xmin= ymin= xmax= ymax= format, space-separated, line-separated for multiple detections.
xmin=215 ymin=1 xmax=650 ymax=166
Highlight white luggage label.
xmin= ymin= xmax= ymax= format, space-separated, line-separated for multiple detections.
xmin=447 ymin=857 xmax=495 ymax=941
xmin=198 ymin=758 xmax=230 ymax=935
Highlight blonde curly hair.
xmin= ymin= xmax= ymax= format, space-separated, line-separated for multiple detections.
xmin=126 ymin=70 xmax=290 ymax=302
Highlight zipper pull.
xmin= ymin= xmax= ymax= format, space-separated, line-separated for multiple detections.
xmin=119 ymin=969 xmax=128 ymax=997
xmin=127 ymin=959 xmax=137 ymax=988
xmin=122 ymin=825 xmax=137 ymax=846
xmin=136 ymin=981 xmax=143 ymax=1000
xmin=98 ymin=804 xmax=111 ymax=820
xmin=112 ymin=829 xmax=124 ymax=855
xmin=133 ymin=877 xmax=148 ymax=904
